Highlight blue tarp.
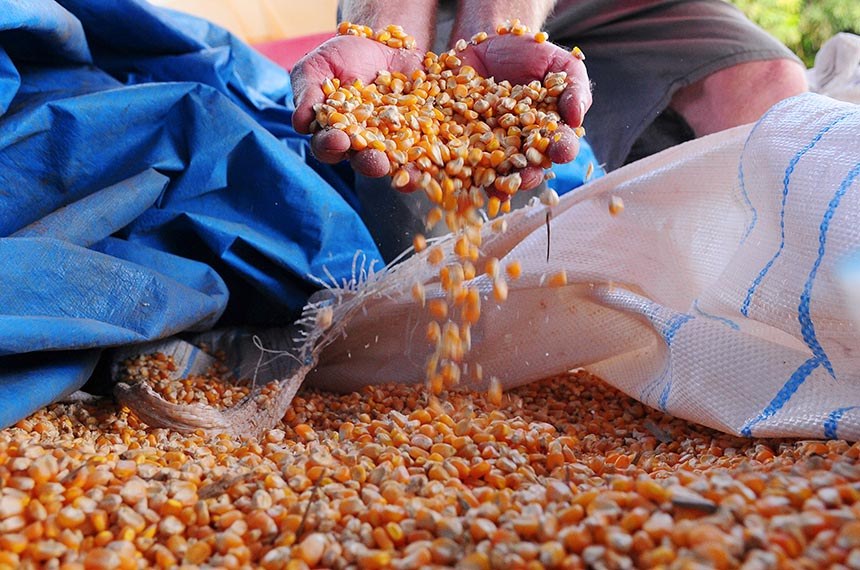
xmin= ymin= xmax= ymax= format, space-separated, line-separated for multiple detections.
xmin=0 ymin=0 xmax=601 ymax=427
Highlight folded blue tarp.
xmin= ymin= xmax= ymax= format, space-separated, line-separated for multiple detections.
xmin=0 ymin=0 xmax=600 ymax=427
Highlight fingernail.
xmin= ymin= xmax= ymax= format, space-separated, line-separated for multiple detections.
xmin=579 ymin=102 xmax=586 ymax=127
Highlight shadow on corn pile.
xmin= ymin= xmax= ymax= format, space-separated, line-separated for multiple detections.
xmin=1 ymin=370 xmax=858 ymax=569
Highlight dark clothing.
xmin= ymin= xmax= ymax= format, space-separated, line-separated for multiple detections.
xmin=547 ymin=0 xmax=800 ymax=169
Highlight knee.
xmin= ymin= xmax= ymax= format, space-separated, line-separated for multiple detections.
xmin=672 ymin=58 xmax=808 ymax=136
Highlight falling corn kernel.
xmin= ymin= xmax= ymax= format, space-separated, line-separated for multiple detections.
xmin=428 ymin=298 xmax=448 ymax=319
xmin=427 ymin=247 xmax=444 ymax=265
xmin=571 ymin=46 xmax=585 ymax=60
xmin=487 ymin=377 xmax=503 ymax=405
xmin=463 ymin=261 xmax=476 ymax=280
xmin=425 ymin=207 xmax=443 ymax=230
xmin=426 ymin=321 xmax=441 ymax=343
xmin=413 ymin=233 xmax=427 ymax=252
xmin=540 ymin=188 xmax=560 ymax=207
xmin=493 ymin=277 xmax=509 ymax=302
xmin=412 ymin=282 xmax=426 ymax=306
xmin=485 ymin=257 xmax=500 ymax=279
xmin=463 ymin=288 xmax=481 ymax=324
xmin=505 ymin=261 xmax=522 ymax=280
xmin=547 ymin=270 xmax=568 ymax=287
xmin=609 ymin=195 xmax=625 ymax=216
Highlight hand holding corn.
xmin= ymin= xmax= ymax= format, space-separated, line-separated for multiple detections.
xmin=452 ymin=29 xmax=591 ymax=191
xmin=290 ymin=21 xmax=592 ymax=195
xmin=291 ymin=32 xmax=423 ymax=177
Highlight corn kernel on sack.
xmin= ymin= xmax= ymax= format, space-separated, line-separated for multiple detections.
xmin=305 ymin=92 xmax=860 ymax=440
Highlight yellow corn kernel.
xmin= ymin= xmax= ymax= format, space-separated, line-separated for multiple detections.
xmin=546 ymin=270 xmax=568 ymax=287
xmin=505 ymin=261 xmax=522 ymax=280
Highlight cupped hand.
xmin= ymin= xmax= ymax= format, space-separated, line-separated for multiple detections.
xmin=290 ymin=35 xmax=423 ymax=177
xmin=458 ymin=33 xmax=592 ymax=191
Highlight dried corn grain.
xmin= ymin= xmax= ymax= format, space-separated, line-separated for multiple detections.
xmin=2 ymin=369 xmax=858 ymax=569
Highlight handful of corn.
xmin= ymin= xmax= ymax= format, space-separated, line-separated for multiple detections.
xmin=315 ymin=21 xmax=578 ymax=215
xmin=314 ymin=21 xmax=581 ymax=397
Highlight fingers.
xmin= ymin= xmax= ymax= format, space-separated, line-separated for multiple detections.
xmin=549 ymin=49 xmax=592 ymax=128
xmin=557 ymin=77 xmax=591 ymax=129
xmin=310 ymin=129 xmax=351 ymax=163
xmin=518 ymin=166 xmax=546 ymax=191
xmin=310 ymin=130 xmax=393 ymax=182
xmin=311 ymin=131 xmax=391 ymax=179
xmin=465 ymin=34 xmax=592 ymax=128
xmin=290 ymin=50 xmax=330 ymax=135
xmin=291 ymin=37 xmax=424 ymax=135
xmin=546 ymin=124 xmax=581 ymax=165
xmin=350 ymin=149 xmax=390 ymax=178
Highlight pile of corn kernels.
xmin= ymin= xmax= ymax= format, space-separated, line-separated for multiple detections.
xmin=315 ymin=21 xmax=579 ymax=397
xmin=117 ymin=353 xmax=252 ymax=410
xmin=2 ymin=361 xmax=859 ymax=569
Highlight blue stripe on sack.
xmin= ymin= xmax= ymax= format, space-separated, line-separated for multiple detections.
xmin=663 ymin=313 xmax=693 ymax=345
xmin=741 ymin=356 xmax=821 ymax=436
xmin=658 ymin=380 xmax=672 ymax=412
xmin=737 ymin=97 xmax=789 ymax=245
xmin=798 ymin=159 xmax=860 ymax=378
xmin=824 ymin=406 xmax=858 ymax=439
xmin=640 ymin=373 xmax=661 ymax=402
xmin=635 ymin=300 xmax=668 ymax=402
xmin=651 ymin=313 xmax=694 ymax=411
xmin=740 ymin=114 xmax=850 ymax=318
xmin=693 ymin=299 xmax=740 ymax=331
xmin=737 ymin=113 xmax=770 ymax=245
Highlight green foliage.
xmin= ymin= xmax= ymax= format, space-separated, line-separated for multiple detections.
xmin=730 ymin=0 xmax=860 ymax=66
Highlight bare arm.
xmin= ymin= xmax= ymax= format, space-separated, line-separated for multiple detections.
xmin=340 ymin=0 xmax=437 ymax=51
xmin=451 ymin=0 xmax=557 ymax=43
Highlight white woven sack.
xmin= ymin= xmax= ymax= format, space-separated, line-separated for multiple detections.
xmin=307 ymin=93 xmax=860 ymax=440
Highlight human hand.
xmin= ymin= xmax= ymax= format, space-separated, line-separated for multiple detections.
xmin=457 ymin=33 xmax=592 ymax=191
xmin=290 ymin=35 xmax=423 ymax=177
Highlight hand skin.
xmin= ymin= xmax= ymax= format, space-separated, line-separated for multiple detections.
xmin=290 ymin=0 xmax=592 ymax=194
xmin=451 ymin=0 xmax=591 ymax=193
xmin=457 ymin=32 xmax=592 ymax=193
xmin=290 ymin=35 xmax=423 ymax=177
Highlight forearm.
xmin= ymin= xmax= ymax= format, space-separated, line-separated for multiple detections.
xmin=340 ymin=0 xmax=437 ymax=51
xmin=452 ymin=0 xmax=557 ymax=42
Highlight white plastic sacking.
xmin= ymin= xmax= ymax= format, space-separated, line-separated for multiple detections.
xmin=307 ymin=93 xmax=860 ymax=441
